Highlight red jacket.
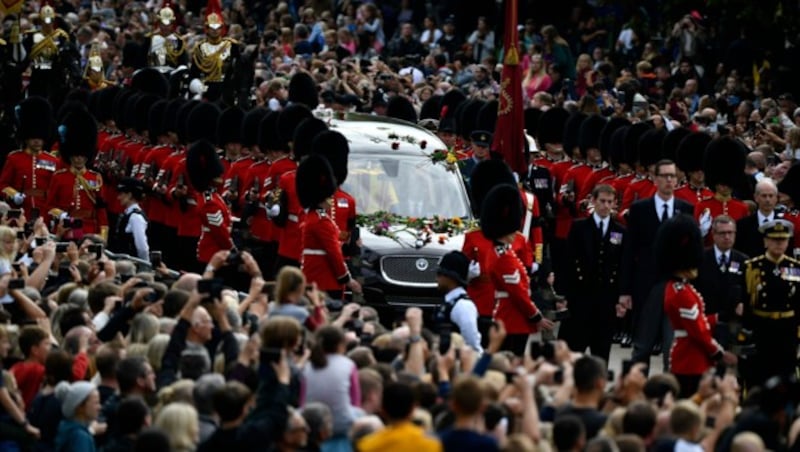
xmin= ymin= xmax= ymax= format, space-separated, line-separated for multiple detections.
xmin=0 ymin=149 xmax=62 ymax=212
xmin=694 ymin=196 xmax=749 ymax=244
xmin=490 ymin=245 xmax=542 ymax=335
xmin=277 ymin=171 xmax=305 ymax=261
xmin=223 ymin=156 xmax=254 ymax=216
xmin=674 ymin=184 xmax=713 ymax=207
xmin=159 ymin=149 xmax=186 ymax=229
xmin=664 ymin=280 xmax=722 ymax=375
xmin=46 ymin=168 xmax=108 ymax=236
xmin=265 ymin=156 xmax=297 ymax=242
xmin=620 ymin=176 xmax=655 ymax=216
xmin=330 ymin=188 xmax=357 ymax=254
xmin=198 ymin=191 xmax=233 ymax=263
xmin=97 ymin=133 xmax=128 ymax=215
xmin=609 ymin=173 xmax=635 ymax=203
xmin=239 ymin=160 xmax=272 ymax=241
xmin=463 ymin=229 xmax=499 ymax=317
xmin=552 ymin=161 xmax=580 ymax=239
xmin=580 ymin=164 xmax=615 ymax=203
xmin=166 ymin=157 xmax=201 ymax=238
xmin=139 ymin=144 xmax=173 ymax=224
xmin=302 ymin=209 xmax=351 ymax=292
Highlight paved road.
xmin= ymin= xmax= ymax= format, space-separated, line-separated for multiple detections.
xmin=606 ymin=344 xmax=665 ymax=376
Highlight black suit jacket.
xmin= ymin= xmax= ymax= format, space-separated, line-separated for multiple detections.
xmin=565 ymin=216 xmax=625 ymax=304
xmin=620 ymin=197 xmax=694 ymax=300
xmin=695 ymin=247 xmax=749 ymax=321
xmin=735 ymin=214 xmax=765 ymax=259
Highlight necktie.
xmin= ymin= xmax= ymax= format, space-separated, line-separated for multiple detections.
xmin=661 ymin=203 xmax=669 ymax=223
xmin=600 ymin=219 xmax=606 ymax=237
xmin=763 ymin=216 xmax=769 ymax=224
xmin=720 ymin=253 xmax=728 ymax=268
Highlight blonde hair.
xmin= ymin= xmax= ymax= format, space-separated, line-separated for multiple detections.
xmin=0 ymin=226 xmax=17 ymax=260
xmin=260 ymin=316 xmax=302 ymax=349
xmin=155 ymin=402 xmax=200 ymax=452
xmin=275 ymin=266 xmax=305 ymax=304
xmin=126 ymin=343 xmax=149 ymax=360
xmin=787 ymin=127 xmax=800 ymax=148
xmin=577 ymin=53 xmax=592 ymax=71
xmin=128 ymin=313 xmax=160 ymax=344
xmin=147 ymin=334 xmax=171 ymax=372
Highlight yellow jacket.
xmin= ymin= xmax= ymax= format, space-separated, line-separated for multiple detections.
xmin=356 ymin=421 xmax=443 ymax=452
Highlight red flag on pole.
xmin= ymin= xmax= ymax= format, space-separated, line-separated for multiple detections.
xmin=491 ymin=0 xmax=526 ymax=177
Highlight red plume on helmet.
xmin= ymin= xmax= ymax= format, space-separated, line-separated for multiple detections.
xmin=204 ymin=0 xmax=225 ymax=33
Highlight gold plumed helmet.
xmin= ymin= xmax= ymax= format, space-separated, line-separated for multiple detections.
xmin=158 ymin=6 xmax=175 ymax=25
xmin=204 ymin=0 xmax=224 ymax=30
xmin=86 ymin=43 xmax=103 ymax=74
xmin=40 ymin=1 xmax=56 ymax=24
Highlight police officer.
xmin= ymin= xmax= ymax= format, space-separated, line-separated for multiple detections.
xmin=435 ymin=251 xmax=482 ymax=353
xmin=113 ymin=178 xmax=149 ymax=260
xmin=741 ymin=219 xmax=800 ymax=389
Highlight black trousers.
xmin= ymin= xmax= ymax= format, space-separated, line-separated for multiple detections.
xmin=675 ymin=374 xmax=702 ymax=399
xmin=631 ymin=281 xmax=673 ymax=370
xmin=176 ymin=235 xmax=202 ymax=274
xmin=501 ymin=334 xmax=530 ymax=357
xmin=558 ymin=298 xmax=616 ymax=364
xmin=275 ymin=255 xmax=301 ymax=273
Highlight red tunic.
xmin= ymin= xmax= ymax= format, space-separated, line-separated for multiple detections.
xmin=140 ymin=145 xmax=174 ymax=225
xmin=783 ymin=210 xmax=800 ymax=255
xmin=264 ymin=156 xmax=297 ymax=242
xmin=620 ymin=175 xmax=655 ymax=216
xmin=239 ymin=160 xmax=272 ymax=241
xmin=490 ymin=245 xmax=542 ymax=335
xmin=159 ymin=149 xmax=186 ymax=230
xmin=463 ymin=229 xmax=498 ymax=317
xmin=166 ymin=157 xmax=201 ymax=238
xmin=46 ymin=168 xmax=108 ymax=236
xmin=277 ymin=171 xmax=305 ymax=262
xmin=330 ymin=188 xmax=357 ymax=252
xmin=609 ymin=173 xmax=635 ymax=203
xmin=694 ymin=196 xmax=750 ymax=245
xmin=223 ymin=156 xmax=254 ymax=216
xmin=96 ymin=133 xmax=128 ymax=215
xmin=301 ymin=209 xmax=351 ymax=292
xmin=674 ymin=185 xmax=713 ymax=207
xmin=198 ymin=191 xmax=233 ymax=263
xmin=580 ymin=164 xmax=615 ymax=203
xmin=555 ymin=163 xmax=592 ymax=239
xmin=0 ymin=149 xmax=61 ymax=212
xmin=664 ymin=280 xmax=722 ymax=375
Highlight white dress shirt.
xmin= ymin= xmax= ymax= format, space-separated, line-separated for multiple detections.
xmin=757 ymin=210 xmax=774 ymax=225
xmin=592 ymin=212 xmax=609 ymax=236
xmin=714 ymin=245 xmax=730 ymax=266
xmin=654 ymin=196 xmax=675 ymax=220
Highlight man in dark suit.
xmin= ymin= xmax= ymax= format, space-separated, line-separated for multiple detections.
xmin=460 ymin=130 xmax=492 ymax=188
xmin=735 ymin=178 xmax=778 ymax=258
xmin=695 ymin=215 xmax=748 ymax=348
xmin=620 ymin=159 xmax=694 ymax=369
xmin=560 ymin=184 xmax=625 ymax=363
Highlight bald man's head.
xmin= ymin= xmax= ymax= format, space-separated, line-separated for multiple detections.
xmin=731 ymin=432 xmax=765 ymax=452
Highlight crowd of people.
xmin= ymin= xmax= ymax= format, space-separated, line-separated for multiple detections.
xmin=2 ymin=0 xmax=800 ymax=451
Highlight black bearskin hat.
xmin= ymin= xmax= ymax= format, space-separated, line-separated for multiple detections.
xmin=469 ymin=159 xmax=516 ymax=217
xmin=163 ymin=98 xmax=185 ymax=135
xmin=676 ymin=132 xmax=711 ymax=174
xmin=458 ymin=100 xmax=484 ymax=141
xmin=58 ymin=107 xmax=97 ymax=165
xmin=622 ymin=122 xmax=651 ymax=166
xmin=16 ymin=97 xmax=53 ymax=141
xmin=148 ymin=99 xmax=168 ymax=143
xmin=258 ymin=111 xmax=281 ymax=153
xmin=292 ymin=117 xmax=328 ymax=161
xmin=524 ymin=108 xmax=542 ymax=139
xmin=655 ymin=213 xmax=703 ymax=276
xmin=134 ymin=94 xmax=159 ymax=134
xmin=563 ymin=112 xmax=587 ymax=156
xmin=599 ymin=117 xmax=629 ymax=163
xmin=480 ymin=184 xmax=523 ymax=241
xmin=477 ymin=100 xmax=499 ymax=135
xmin=537 ymin=107 xmax=569 ymax=147
xmin=113 ymin=90 xmax=136 ymax=131
xmin=96 ymin=86 xmax=121 ymax=123
xmin=176 ymin=100 xmax=199 ymax=143
xmin=130 ymin=67 xmax=169 ymax=98
xmin=241 ymin=107 xmax=267 ymax=149
xmin=313 ymin=130 xmax=349 ymax=185
xmin=637 ymin=128 xmax=666 ymax=168
xmin=578 ymin=114 xmax=607 ymax=159
xmin=186 ymin=102 xmax=221 ymax=144
xmin=661 ymin=127 xmax=692 ymax=162
xmin=122 ymin=94 xmax=141 ymax=135
xmin=296 ymin=154 xmax=337 ymax=208
xmin=217 ymin=106 xmax=244 ymax=147
xmin=187 ymin=139 xmax=224 ymax=192
xmin=419 ymin=95 xmax=442 ymax=121
xmin=64 ymin=88 xmax=89 ymax=108
xmin=703 ymin=136 xmax=747 ymax=189
xmin=277 ymin=104 xmax=313 ymax=148
xmin=386 ymin=96 xmax=417 ymax=123
xmin=288 ymin=72 xmax=319 ymax=110
xmin=440 ymin=89 xmax=466 ymax=121
xmin=609 ymin=126 xmax=631 ymax=168
xmin=778 ymin=163 xmax=800 ymax=204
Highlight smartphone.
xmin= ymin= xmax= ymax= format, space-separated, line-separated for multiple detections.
xmin=16 ymin=231 xmax=25 ymax=240
xmin=529 ymin=341 xmax=543 ymax=360
xmin=12 ymin=263 xmax=21 ymax=273
xmin=197 ymin=278 xmax=224 ymax=301
xmin=8 ymin=279 xmax=25 ymax=289
xmin=553 ymin=367 xmax=564 ymax=385
xmin=6 ymin=209 xmax=21 ymax=219
xmin=150 ymin=251 xmax=162 ymax=268
xmin=144 ymin=289 xmax=159 ymax=303
xmin=29 ymin=208 xmax=40 ymax=222
xmin=505 ymin=371 xmax=517 ymax=384
xmin=88 ymin=244 xmax=103 ymax=259
xmin=35 ymin=237 xmax=46 ymax=247
xmin=55 ymin=242 xmax=70 ymax=253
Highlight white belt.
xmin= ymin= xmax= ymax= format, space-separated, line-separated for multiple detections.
xmin=288 ymin=214 xmax=299 ymax=222
xmin=673 ymin=329 xmax=688 ymax=338
xmin=201 ymin=226 xmax=210 ymax=232
xmin=495 ymin=291 xmax=509 ymax=298
xmin=303 ymin=249 xmax=326 ymax=255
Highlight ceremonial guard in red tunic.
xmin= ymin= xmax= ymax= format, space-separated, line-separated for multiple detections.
xmin=696 ymin=137 xmax=750 ymax=242
xmin=658 ymin=214 xmax=735 ymax=397
xmin=619 ymin=123 xmax=656 ymax=219
xmin=1 ymin=97 xmax=61 ymax=213
xmin=673 ymin=132 xmax=713 ymax=207
xmin=481 ymin=184 xmax=554 ymax=356
xmin=314 ymin=131 xmax=358 ymax=261
xmin=47 ymin=107 xmax=108 ymax=240
xmin=298 ymin=154 xmax=361 ymax=298
xmin=188 ymin=139 xmax=233 ymax=265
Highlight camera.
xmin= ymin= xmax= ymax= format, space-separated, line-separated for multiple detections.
xmin=62 ymin=218 xmax=83 ymax=229
xmin=55 ymin=242 xmax=70 ymax=253
xmin=8 ymin=279 xmax=25 ymax=290
xmin=16 ymin=231 xmax=25 ymax=240
xmin=262 ymin=347 xmax=282 ymax=363
xmin=150 ymin=251 xmax=162 ymax=268
xmin=226 ymin=248 xmax=242 ymax=266
xmin=6 ymin=209 xmax=21 ymax=219
xmin=197 ymin=278 xmax=224 ymax=302
xmin=88 ymin=244 xmax=103 ymax=260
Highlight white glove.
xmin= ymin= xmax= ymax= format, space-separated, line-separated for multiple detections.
xmin=699 ymin=210 xmax=712 ymax=237
xmin=266 ymin=203 xmax=280 ymax=218
xmin=531 ymin=262 xmax=540 ymax=274
xmin=12 ymin=193 xmax=24 ymax=205
xmin=59 ymin=212 xmax=69 ymax=221
xmin=467 ymin=260 xmax=481 ymax=282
